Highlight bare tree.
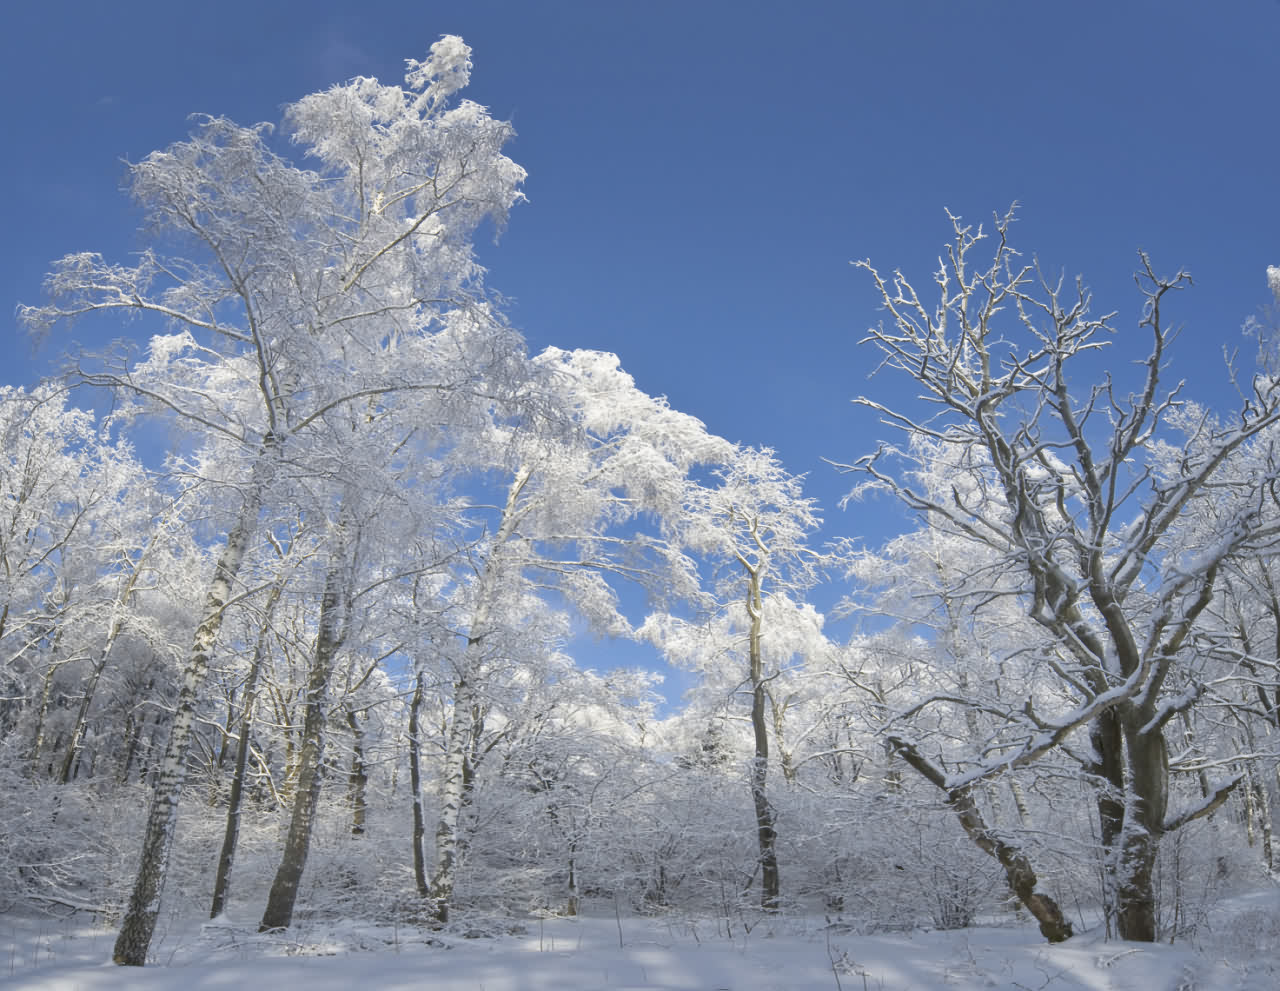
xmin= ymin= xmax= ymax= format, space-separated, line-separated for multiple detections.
xmin=842 ymin=208 xmax=1280 ymax=941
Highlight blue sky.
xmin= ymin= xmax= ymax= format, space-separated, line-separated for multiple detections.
xmin=4 ymin=1 xmax=1279 ymax=693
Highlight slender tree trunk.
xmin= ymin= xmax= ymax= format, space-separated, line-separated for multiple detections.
xmin=950 ymin=781 xmax=1073 ymax=942
xmin=29 ymin=626 xmax=69 ymax=772
xmin=118 ymin=712 xmax=141 ymax=784
xmin=1244 ymin=764 xmax=1259 ymax=847
xmin=61 ymin=531 xmax=163 ymax=785
xmin=210 ymin=579 xmax=281 ymax=918
xmin=1254 ymin=772 xmax=1274 ymax=872
xmin=565 ymin=845 xmax=579 ymax=916
xmin=429 ymin=674 xmax=475 ymax=922
xmin=408 ymin=671 xmax=430 ymax=899
xmin=216 ymin=689 xmax=237 ymax=771
xmin=29 ymin=659 xmax=61 ymax=772
xmin=745 ymin=562 xmax=779 ymax=911
xmin=428 ymin=465 xmax=530 ymax=923
xmin=1008 ymin=777 xmax=1033 ymax=828
xmin=59 ymin=624 xmax=121 ymax=784
xmin=1235 ymin=720 xmax=1275 ymax=871
xmin=1178 ymin=711 xmax=1211 ymax=800
xmin=113 ymin=445 xmax=273 ymax=966
xmin=769 ymin=693 xmax=797 ymax=786
xmin=346 ymin=707 xmax=367 ymax=836
xmin=260 ymin=546 xmax=349 ymax=931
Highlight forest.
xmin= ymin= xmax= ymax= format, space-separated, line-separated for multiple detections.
xmin=4 ymin=36 xmax=1280 ymax=978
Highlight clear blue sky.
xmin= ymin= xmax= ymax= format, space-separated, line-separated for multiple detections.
xmin=4 ymin=1 xmax=1278 ymax=688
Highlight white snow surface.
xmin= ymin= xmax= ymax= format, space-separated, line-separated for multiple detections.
xmin=3 ymin=896 xmax=1279 ymax=990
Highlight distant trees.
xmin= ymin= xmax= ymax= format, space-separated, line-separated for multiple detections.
xmin=0 ymin=384 xmax=184 ymax=782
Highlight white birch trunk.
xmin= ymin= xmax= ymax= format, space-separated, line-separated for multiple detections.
xmin=113 ymin=445 xmax=273 ymax=966
xmin=429 ymin=674 xmax=476 ymax=922
xmin=428 ymin=466 xmax=530 ymax=922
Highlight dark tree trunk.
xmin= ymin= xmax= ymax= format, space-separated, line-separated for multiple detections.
xmin=745 ymin=563 xmax=779 ymax=911
xmin=210 ymin=579 xmax=280 ymax=918
xmin=1113 ymin=723 xmax=1168 ymax=943
xmin=346 ymin=707 xmax=367 ymax=836
xmin=408 ymin=672 xmax=430 ymax=898
xmin=259 ymin=549 xmax=348 ymax=932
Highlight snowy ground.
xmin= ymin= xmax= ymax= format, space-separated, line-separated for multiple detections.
xmin=3 ymin=895 xmax=1279 ymax=990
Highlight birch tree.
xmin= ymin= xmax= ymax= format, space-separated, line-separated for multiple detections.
xmin=843 ymin=208 xmax=1280 ymax=941
xmin=21 ymin=36 xmax=530 ymax=964
xmin=0 ymin=385 xmax=167 ymax=776
xmin=422 ymin=347 xmax=734 ymax=921
xmin=259 ymin=511 xmax=355 ymax=931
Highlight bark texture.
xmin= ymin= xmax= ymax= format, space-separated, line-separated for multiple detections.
xmin=260 ymin=546 xmax=349 ymax=931
xmin=408 ymin=672 xmax=430 ymax=899
xmin=113 ymin=464 xmax=268 ymax=966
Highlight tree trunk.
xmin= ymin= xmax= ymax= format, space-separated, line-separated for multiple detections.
xmin=888 ymin=735 xmax=1072 ymax=942
xmin=408 ymin=671 xmax=430 ymax=899
xmin=1088 ymin=707 xmax=1170 ymax=943
xmin=565 ymin=847 xmax=580 ymax=916
xmin=1238 ymin=722 xmax=1274 ymax=872
xmin=1088 ymin=710 xmax=1125 ymax=935
xmin=210 ymin=579 xmax=281 ymax=918
xmin=61 ymin=531 xmax=162 ymax=785
xmin=429 ymin=674 xmax=475 ymax=923
xmin=259 ymin=547 xmax=349 ymax=931
xmin=1254 ymin=773 xmax=1274 ymax=873
xmin=29 ymin=627 xmax=70 ymax=773
xmin=346 ymin=707 xmax=367 ymax=836
xmin=1111 ymin=721 xmax=1168 ymax=943
xmin=113 ymin=453 xmax=270 ymax=966
xmin=428 ymin=466 xmax=530 ymax=923
xmin=1008 ymin=778 xmax=1033 ymax=828
xmin=58 ymin=631 xmax=117 ymax=784
xmin=746 ymin=562 xmax=780 ymax=911
xmin=949 ymin=781 xmax=1074 ymax=942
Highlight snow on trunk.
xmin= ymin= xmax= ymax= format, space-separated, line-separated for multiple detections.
xmin=113 ymin=448 xmax=273 ymax=965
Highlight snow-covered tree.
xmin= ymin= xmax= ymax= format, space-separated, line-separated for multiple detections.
xmin=842 ymin=208 xmax=1280 ymax=941
xmin=0 ymin=385 xmax=182 ymax=779
xmin=21 ymin=35 xmax=530 ymax=965
xmin=643 ymin=445 xmax=825 ymax=910
xmin=422 ymin=346 xmax=735 ymax=921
